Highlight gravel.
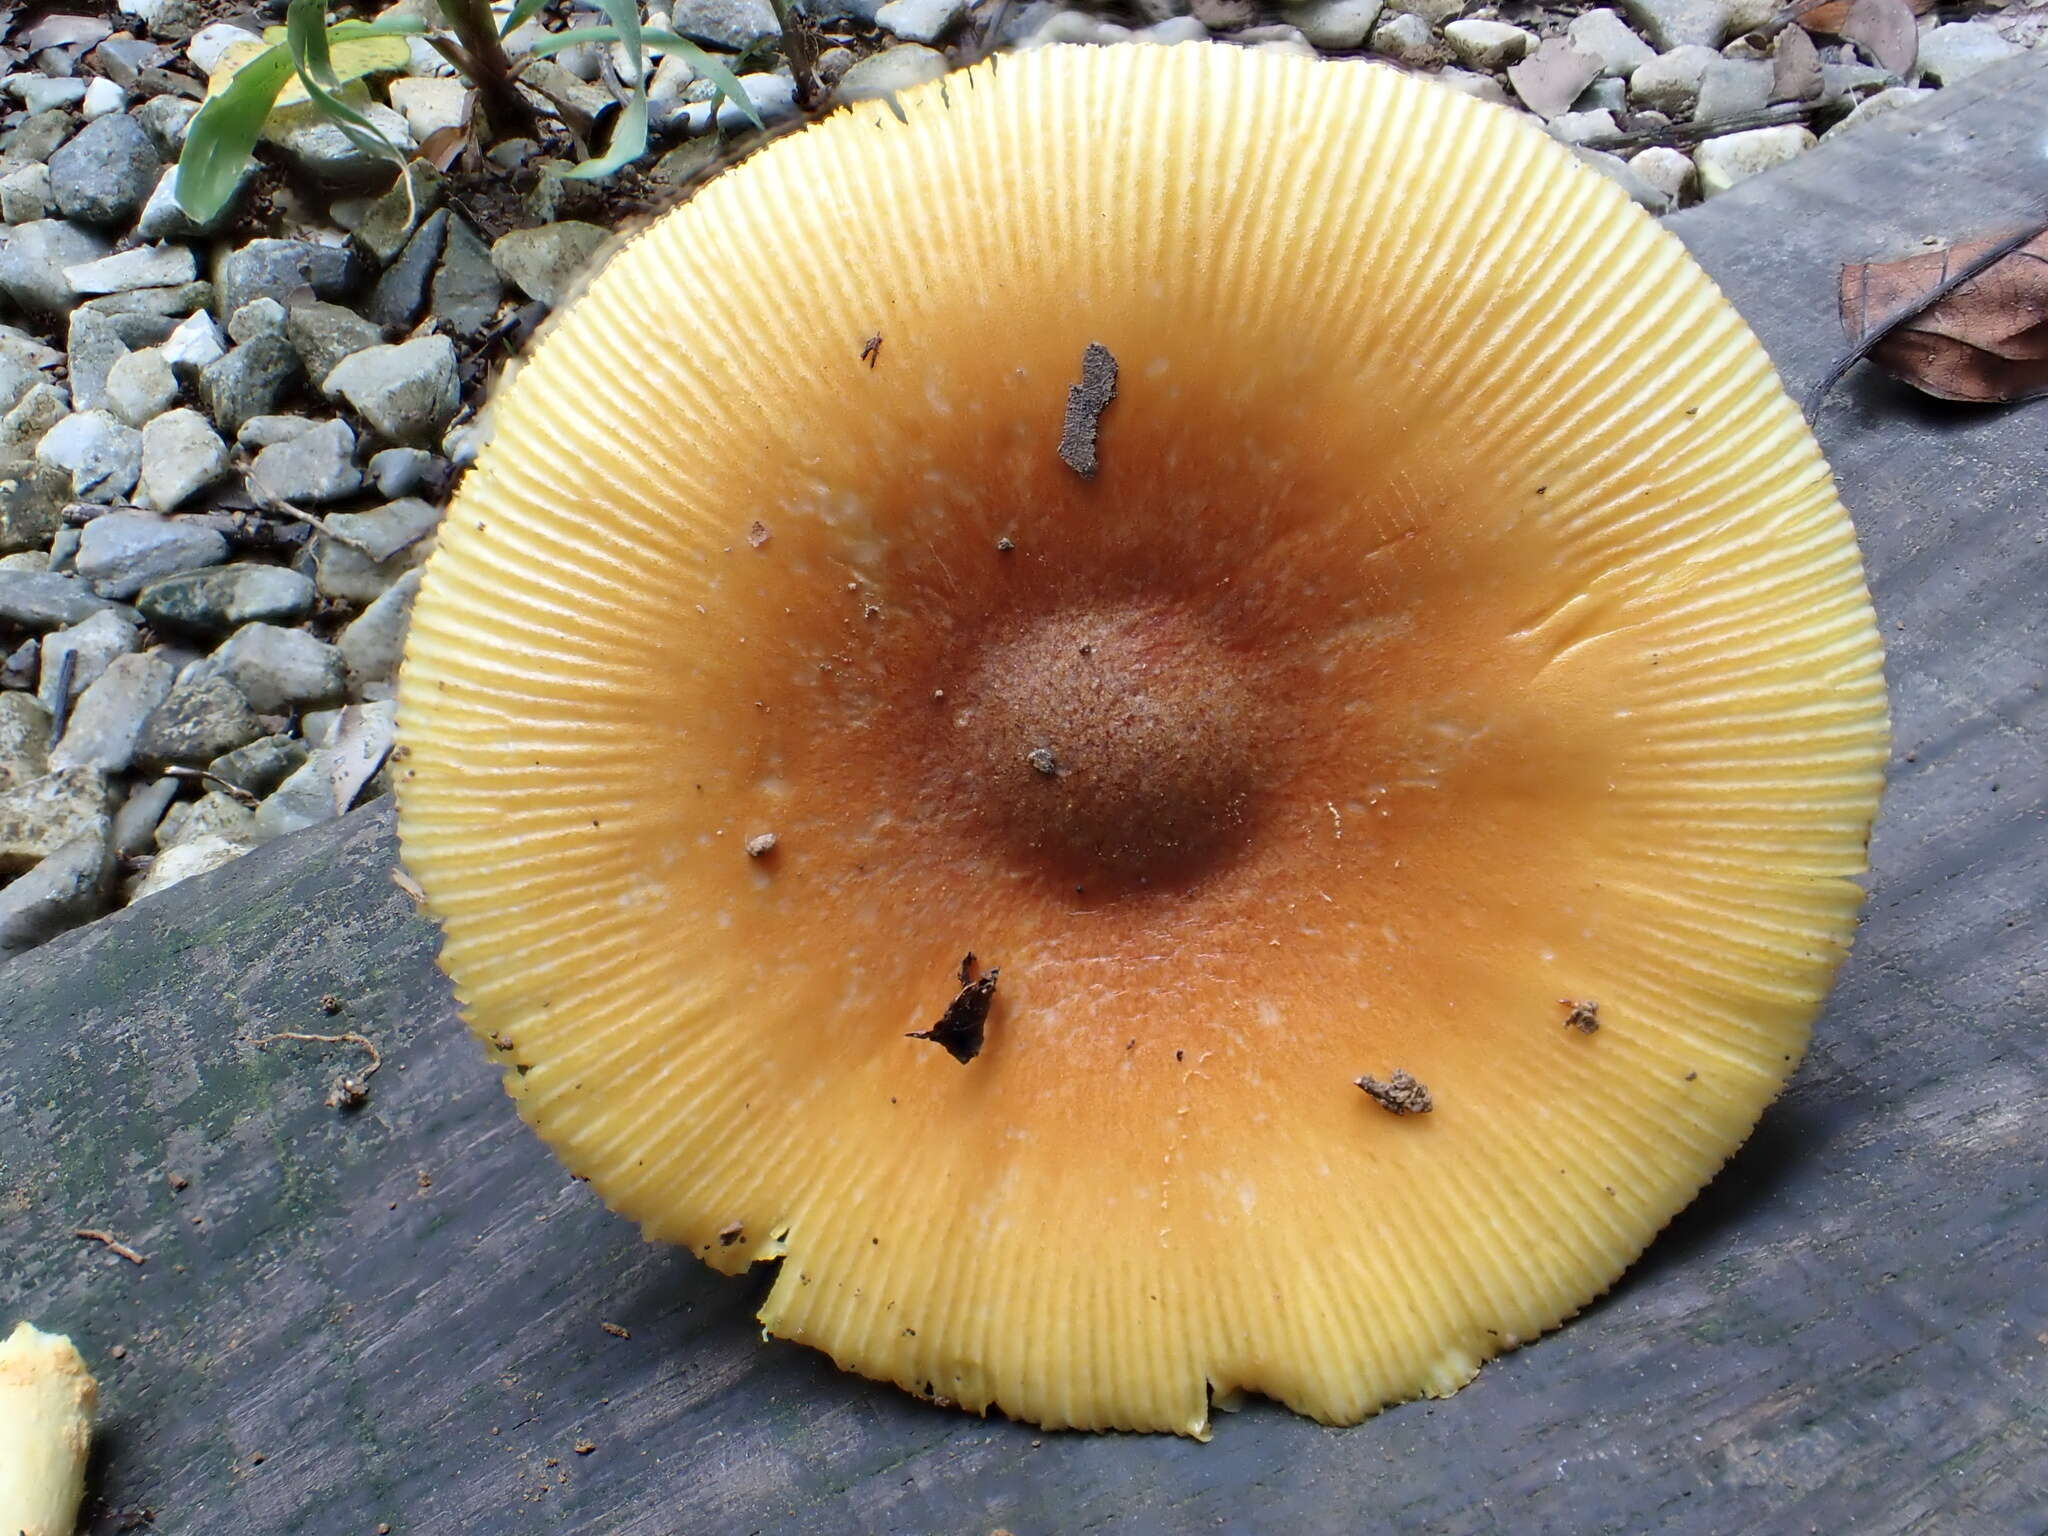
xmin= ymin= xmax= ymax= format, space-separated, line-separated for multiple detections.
xmin=47 ymin=112 xmax=160 ymax=228
xmin=321 ymin=336 xmax=461 ymax=445
xmin=76 ymin=510 xmax=228 ymax=597
xmin=247 ymin=416 xmax=363 ymax=503
xmin=137 ymin=407 xmax=228 ymax=511
xmin=138 ymin=563 xmax=316 ymax=635
xmin=0 ymin=218 xmax=112 ymax=313
xmin=48 ymin=651 xmax=174 ymax=772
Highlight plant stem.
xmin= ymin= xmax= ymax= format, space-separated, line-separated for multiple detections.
xmin=436 ymin=0 xmax=541 ymax=140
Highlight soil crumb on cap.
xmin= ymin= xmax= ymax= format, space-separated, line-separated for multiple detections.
xmin=1355 ymin=1070 xmax=1433 ymax=1115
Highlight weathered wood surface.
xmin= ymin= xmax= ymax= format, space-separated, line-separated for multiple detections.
xmin=6 ymin=58 xmax=2048 ymax=1536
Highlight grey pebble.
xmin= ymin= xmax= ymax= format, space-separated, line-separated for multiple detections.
xmin=161 ymin=310 xmax=226 ymax=373
xmin=321 ymin=336 xmax=461 ymax=446
xmin=0 ymin=163 xmax=53 ymax=224
xmin=35 ymin=409 xmax=143 ymax=502
xmin=237 ymin=414 xmax=319 ymax=449
xmin=835 ymin=44 xmax=950 ymax=102
xmin=195 ymin=334 xmax=302 ymax=438
xmin=131 ymin=831 xmax=246 ymax=899
xmin=669 ymin=0 xmax=779 ymax=50
xmin=430 ymin=216 xmax=504 ymax=338
xmin=101 ymin=346 xmax=179 ymax=428
xmin=208 ymin=622 xmax=348 ymax=712
xmin=1290 ymin=0 xmax=1381 ymax=50
xmin=0 ymin=690 xmax=52 ymax=790
xmin=47 ymin=112 xmax=159 ymax=227
xmin=250 ymin=748 xmax=342 ymax=841
xmin=248 ymin=416 xmax=362 ymax=504
xmin=0 ymin=823 xmax=114 ymax=957
xmin=36 ymin=607 xmax=139 ymax=710
xmin=0 ymin=461 xmax=71 ymax=555
xmin=65 ymin=307 xmax=129 ymax=412
xmin=137 ymin=407 xmax=228 ymax=512
xmin=139 ymin=563 xmax=316 ymax=636
xmin=75 ymin=510 xmax=228 ymax=598
xmin=1630 ymin=44 xmax=1720 ymax=115
xmin=215 ymin=238 xmax=363 ymax=319
xmin=1914 ymin=22 xmax=2019 ymax=86
xmin=364 ymin=207 xmax=448 ymax=329
xmin=366 ymin=446 xmax=434 ymax=498
xmin=1568 ymin=8 xmax=1656 ymax=76
xmin=876 ymin=0 xmax=966 ymax=44
xmin=208 ymin=732 xmax=308 ymax=798
xmin=286 ymin=301 xmax=385 ymax=384
xmin=48 ymin=651 xmax=174 ymax=772
xmin=1693 ymin=58 xmax=1773 ymax=125
xmin=226 ymin=296 xmax=289 ymax=345
xmin=0 ymin=110 xmax=76 ymax=165
xmin=489 ymin=222 xmax=609 ymax=309
xmin=65 ymin=243 xmax=196 ymax=297
xmin=111 ymin=772 xmax=179 ymax=857
xmin=0 ymin=568 xmax=136 ymax=628
xmin=0 ymin=384 xmax=71 ymax=463
xmin=133 ymin=95 xmax=200 ymax=157
xmin=0 ymin=765 xmax=115 ymax=872
xmin=1619 ymin=0 xmax=1731 ymax=51
xmin=310 ymin=497 xmax=440 ymax=602
xmin=134 ymin=667 xmax=263 ymax=766
xmin=339 ymin=566 xmax=420 ymax=690
xmin=0 ymin=218 xmax=112 ymax=314
xmin=157 ymin=788 xmax=254 ymax=850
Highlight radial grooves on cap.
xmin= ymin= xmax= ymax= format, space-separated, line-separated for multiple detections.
xmin=397 ymin=44 xmax=1887 ymax=1436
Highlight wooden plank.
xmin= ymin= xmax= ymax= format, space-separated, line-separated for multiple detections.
xmin=5 ymin=57 xmax=2047 ymax=1534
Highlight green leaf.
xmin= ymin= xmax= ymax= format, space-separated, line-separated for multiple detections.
xmin=285 ymin=0 xmax=412 ymax=194
xmin=499 ymin=0 xmax=549 ymax=39
xmin=173 ymin=41 xmax=296 ymax=225
xmin=527 ymin=26 xmax=763 ymax=130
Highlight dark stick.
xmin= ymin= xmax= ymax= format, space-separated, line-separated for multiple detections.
xmin=46 ymin=646 xmax=76 ymax=742
xmin=1805 ymin=215 xmax=2048 ymax=423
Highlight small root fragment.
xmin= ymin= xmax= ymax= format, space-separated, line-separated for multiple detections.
xmin=253 ymin=1031 xmax=383 ymax=1112
xmin=73 ymin=1229 xmax=145 ymax=1264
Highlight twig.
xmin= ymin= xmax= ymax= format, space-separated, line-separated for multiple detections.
xmin=46 ymin=647 xmax=76 ymax=742
xmin=767 ymin=0 xmax=825 ymax=113
xmin=237 ymin=458 xmax=382 ymax=559
xmin=74 ymin=1229 xmax=146 ymax=1265
xmin=1806 ymin=216 xmax=2048 ymax=422
xmin=971 ymin=0 xmax=1012 ymax=63
xmin=162 ymin=765 xmax=259 ymax=807
xmin=1596 ymin=103 xmax=1816 ymax=154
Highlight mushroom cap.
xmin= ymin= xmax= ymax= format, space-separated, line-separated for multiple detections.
xmin=397 ymin=44 xmax=1888 ymax=1436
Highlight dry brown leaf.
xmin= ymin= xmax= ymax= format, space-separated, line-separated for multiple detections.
xmin=1507 ymin=37 xmax=1603 ymax=121
xmin=417 ymin=125 xmax=470 ymax=173
xmin=1839 ymin=232 xmax=2048 ymax=403
xmin=1771 ymin=23 xmax=1823 ymax=104
xmin=1838 ymin=0 xmax=1917 ymax=75
xmin=1796 ymin=0 xmax=1932 ymax=37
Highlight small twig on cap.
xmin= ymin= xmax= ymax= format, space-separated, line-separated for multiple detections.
xmin=74 ymin=1229 xmax=146 ymax=1265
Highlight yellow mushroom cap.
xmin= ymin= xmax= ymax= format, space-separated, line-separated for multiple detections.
xmin=397 ymin=44 xmax=1888 ymax=1436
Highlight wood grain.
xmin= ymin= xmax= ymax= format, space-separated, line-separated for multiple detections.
xmin=4 ymin=55 xmax=2047 ymax=1535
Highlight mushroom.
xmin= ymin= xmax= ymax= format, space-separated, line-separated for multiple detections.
xmin=397 ymin=45 xmax=1888 ymax=1436
xmin=0 ymin=1322 xmax=96 ymax=1536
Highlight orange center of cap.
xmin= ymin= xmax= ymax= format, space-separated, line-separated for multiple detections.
xmin=958 ymin=604 xmax=1266 ymax=889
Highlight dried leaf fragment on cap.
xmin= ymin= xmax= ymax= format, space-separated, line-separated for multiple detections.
xmin=905 ymin=954 xmax=998 ymax=1064
xmin=1838 ymin=231 xmax=2048 ymax=403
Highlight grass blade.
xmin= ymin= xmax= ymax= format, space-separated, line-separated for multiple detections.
xmin=173 ymin=41 xmax=295 ymax=224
